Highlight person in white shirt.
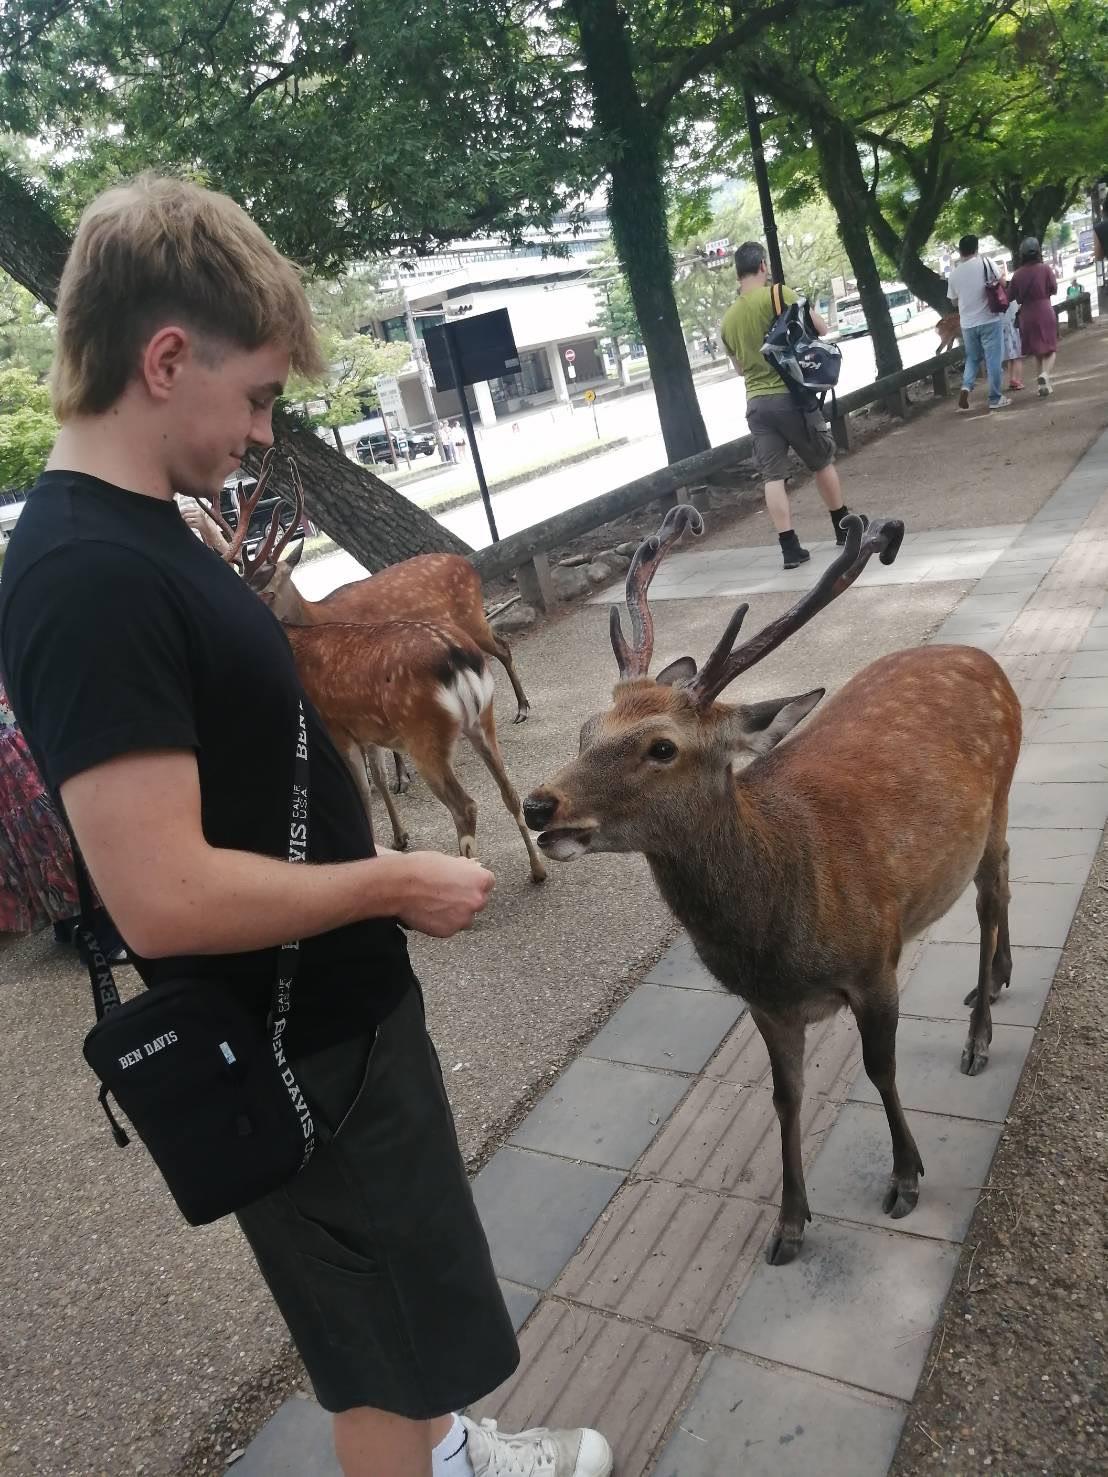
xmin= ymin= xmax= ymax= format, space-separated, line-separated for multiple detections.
xmin=947 ymin=234 xmax=1011 ymax=413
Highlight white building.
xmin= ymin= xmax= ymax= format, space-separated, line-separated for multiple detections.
xmin=369 ymin=252 xmax=618 ymax=431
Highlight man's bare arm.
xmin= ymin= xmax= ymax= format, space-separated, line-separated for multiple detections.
xmin=61 ymin=750 xmax=493 ymax=955
xmin=809 ymin=307 xmax=830 ymax=336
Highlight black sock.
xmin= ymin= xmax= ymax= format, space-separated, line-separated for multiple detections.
xmin=778 ymin=529 xmax=801 ymax=547
xmin=830 ymin=505 xmax=849 ymax=530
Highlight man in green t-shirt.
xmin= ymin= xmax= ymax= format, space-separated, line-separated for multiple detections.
xmin=720 ymin=241 xmax=858 ymax=569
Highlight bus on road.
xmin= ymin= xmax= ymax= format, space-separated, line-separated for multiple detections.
xmin=832 ymin=283 xmax=917 ymax=339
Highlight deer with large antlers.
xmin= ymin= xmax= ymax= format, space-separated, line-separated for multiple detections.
xmin=524 ymin=509 xmax=1021 ymax=1265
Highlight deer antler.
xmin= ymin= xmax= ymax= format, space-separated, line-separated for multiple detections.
xmin=684 ymin=515 xmax=904 ymax=708
xmin=195 ymin=446 xmax=278 ymax=567
xmin=240 ymin=453 xmax=306 ymax=586
xmin=610 ymin=503 xmax=704 ymax=679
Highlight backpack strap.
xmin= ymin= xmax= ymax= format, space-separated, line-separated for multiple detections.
xmin=770 ymin=281 xmax=785 ymax=317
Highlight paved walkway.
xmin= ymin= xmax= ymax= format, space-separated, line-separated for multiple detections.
xmin=234 ymin=431 xmax=1108 ymax=1476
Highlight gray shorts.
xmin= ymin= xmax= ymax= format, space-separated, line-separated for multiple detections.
xmin=747 ymin=393 xmax=835 ymax=481
xmin=236 ymin=981 xmax=519 ymax=1416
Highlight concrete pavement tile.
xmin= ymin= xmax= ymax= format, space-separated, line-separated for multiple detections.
xmin=1008 ymin=826 xmax=1102 ymax=882
xmin=1007 ymin=782 xmax=1108 ymax=829
xmin=508 ymin=1058 xmax=689 ymax=1169
xmin=553 ymin=1179 xmax=774 ymax=1341
xmin=972 ymin=573 xmax=1045 ymax=598
xmin=849 ymin=1016 xmax=1033 ymax=1122
xmin=720 ymin=1218 xmax=960 ymax=1401
xmin=1065 ymin=648 xmax=1108 ymax=678
xmin=645 ymin=933 xmax=726 ymax=991
xmin=707 ymin=1007 xmax=862 ymax=1102
xmin=1014 ymin=741 xmax=1108 ymax=782
xmin=806 ymin=1101 xmax=1002 ymax=1243
xmin=951 ymin=593 xmax=1031 ymax=620
xmin=996 ymin=606 xmax=1095 ymax=655
xmin=584 ymin=983 xmax=744 ymax=1073
xmin=929 ymin=879 xmax=1082 ymax=947
xmin=499 ymin=1279 xmax=541 ymax=1332
xmin=1077 ymin=624 xmax=1108 ymax=651
xmin=900 ymin=940 xmax=1061 ymax=1028
xmin=638 ymin=1080 xmax=837 ymax=1200
xmin=1030 ymin=707 xmax=1108 ymax=742
xmin=471 ymin=1301 xmax=701 ymax=1477
xmin=473 ymin=1147 xmax=624 ymax=1289
xmin=229 ymin=1397 xmax=337 ymax=1477
xmin=654 ymin=1352 xmax=906 ymax=1477
xmin=1051 ymin=675 xmax=1108 ymax=707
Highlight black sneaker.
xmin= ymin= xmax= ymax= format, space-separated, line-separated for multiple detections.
xmin=780 ymin=537 xmax=811 ymax=570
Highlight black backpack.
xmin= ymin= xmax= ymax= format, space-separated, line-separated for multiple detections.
xmin=761 ymin=283 xmax=842 ymax=416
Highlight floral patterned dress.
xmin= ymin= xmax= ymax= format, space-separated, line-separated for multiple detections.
xmin=0 ymin=679 xmax=79 ymax=932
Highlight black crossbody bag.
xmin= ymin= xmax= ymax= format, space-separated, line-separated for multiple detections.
xmin=80 ymin=702 xmax=316 ymax=1226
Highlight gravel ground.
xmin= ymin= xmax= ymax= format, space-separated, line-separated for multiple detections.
xmin=891 ymin=835 xmax=1108 ymax=1477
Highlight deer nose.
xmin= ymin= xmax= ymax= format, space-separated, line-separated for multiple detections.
xmin=523 ymin=792 xmax=557 ymax=831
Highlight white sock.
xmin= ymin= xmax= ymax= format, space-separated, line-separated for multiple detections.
xmin=432 ymin=1414 xmax=474 ymax=1477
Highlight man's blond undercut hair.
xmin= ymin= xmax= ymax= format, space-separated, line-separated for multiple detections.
xmin=51 ymin=173 xmax=324 ymax=419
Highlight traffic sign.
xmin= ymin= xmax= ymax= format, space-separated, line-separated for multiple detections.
xmin=374 ymin=375 xmax=404 ymax=418
xmin=583 ymin=389 xmax=596 ymax=403
xmin=564 ymin=347 xmax=576 ymax=363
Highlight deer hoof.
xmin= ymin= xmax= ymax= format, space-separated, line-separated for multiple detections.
xmin=394 ymin=832 xmax=410 ymax=852
xmin=883 ymin=1178 xmax=919 ymax=1219
xmin=961 ymin=1038 xmax=990 ymax=1075
xmin=512 ymin=705 xmax=531 ymax=724
xmin=530 ymin=862 xmax=548 ymax=884
xmin=766 ymin=1228 xmax=804 ymax=1265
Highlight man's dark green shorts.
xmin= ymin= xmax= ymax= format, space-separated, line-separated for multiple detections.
xmin=236 ymin=981 xmax=519 ymax=1416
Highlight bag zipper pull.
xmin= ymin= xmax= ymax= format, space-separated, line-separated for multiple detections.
xmin=98 ymin=1085 xmax=130 ymax=1147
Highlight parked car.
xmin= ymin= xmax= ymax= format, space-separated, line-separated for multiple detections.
xmin=355 ymin=430 xmax=410 ymax=465
xmin=1074 ymin=252 xmax=1095 ymax=270
xmin=407 ymin=431 xmax=437 ymax=458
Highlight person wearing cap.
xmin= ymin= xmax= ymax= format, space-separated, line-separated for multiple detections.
xmin=1009 ymin=238 xmax=1059 ymax=397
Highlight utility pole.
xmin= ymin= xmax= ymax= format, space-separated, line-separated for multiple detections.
xmin=743 ymin=87 xmax=784 ymax=285
xmin=404 ymin=292 xmax=447 ymax=461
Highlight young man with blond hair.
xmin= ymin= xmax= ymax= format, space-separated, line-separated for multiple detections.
xmin=0 ymin=175 xmax=611 ymax=1477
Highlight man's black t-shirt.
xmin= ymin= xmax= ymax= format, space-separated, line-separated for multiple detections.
xmin=0 ymin=472 xmax=412 ymax=1055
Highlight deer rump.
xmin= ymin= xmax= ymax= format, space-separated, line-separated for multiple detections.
xmin=283 ymin=620 xmax=546 ymax=883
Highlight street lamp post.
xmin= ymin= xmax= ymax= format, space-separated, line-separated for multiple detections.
xmin=743 ymin=88 xmax=785 ymax=285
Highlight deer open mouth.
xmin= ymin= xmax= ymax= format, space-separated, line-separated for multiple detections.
xmin=536 ymin=826 xmax=596 ymax=861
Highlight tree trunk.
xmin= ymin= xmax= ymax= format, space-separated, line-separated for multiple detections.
xmin=816 ymin=123 xmax=902 ymax=378
xmin=571 ymin=0 xmax=710 ymax=464
xmin=992 ymin=181 xmax=1078 ymax=261
xmin=868 ymin=207 xmax=952 ymax=314
xmin=0 ymin=162 xmax=470 ymax=569
xmin=0 ymin=165 xmax=71 ymax=311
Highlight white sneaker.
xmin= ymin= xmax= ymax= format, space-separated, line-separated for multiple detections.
xmin=988 ymin=396 xmax=1012 ymax=410
xmin=462 ymin=1416 xmax=613 ymax=1477
xmin=1038 ymin=373 xmax=1053 ymax=397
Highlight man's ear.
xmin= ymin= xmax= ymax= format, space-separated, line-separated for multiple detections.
xmin=722 ymin=688 xmax=825 ymax=756
xmin=656 ymin=655 xmax=698 ymax=687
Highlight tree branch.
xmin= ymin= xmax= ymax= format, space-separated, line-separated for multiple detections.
xmin=648 ymin=0 xmax=803 ymax=115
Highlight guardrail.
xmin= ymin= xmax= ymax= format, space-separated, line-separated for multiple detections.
xmin=471 ymin=345 xmax=966 ymax=604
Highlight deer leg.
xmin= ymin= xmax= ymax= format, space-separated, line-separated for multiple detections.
xmin=850 ymin=983 xmax=924 ymax=1218
xmin=406 ymin=734 xmax=479 ymax=858
xmin=962 ymin=835 xmax=1009 ymax=1075
xmin=488 ymin=634 xmax=531 ymax=723
xmin=749 ymin=1007 xmax=810 ymax=1265
xmin=363 ymin=747 xmax=409 ymax=852
xmin=964 ymin=840 xmax=1013 ymax=1007
xmin=469 ymin=710 xmax=546 ymax=883
xmin=390 ymin=750 xmax=412 ymax=794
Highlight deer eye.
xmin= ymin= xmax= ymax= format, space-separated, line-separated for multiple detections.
xmin=647 ymin=738 xmax=678 ymax=762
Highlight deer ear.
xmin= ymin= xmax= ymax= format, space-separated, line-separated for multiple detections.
xmin=284 ymin=538 xmax=305 ymax=570
xmin=726 ymin=688 xmax=825 ymax=756
xmin=656 ymin=656 xmax=698 ymax=686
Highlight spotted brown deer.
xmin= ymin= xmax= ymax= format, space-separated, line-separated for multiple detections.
xmin=248 ymin=529 xmax=532 ymax=725
xmin=286 ymin=620 xmax=546 ymax=884
xmin=524 ymin=508 xmax=1021 ymax=1265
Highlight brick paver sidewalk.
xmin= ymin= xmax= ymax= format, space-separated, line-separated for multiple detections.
xmin=232 ymin=429 xmax=1108 ymax=1477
